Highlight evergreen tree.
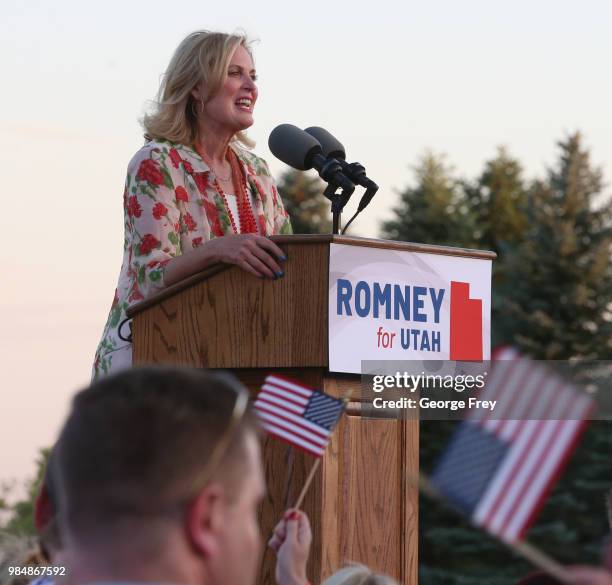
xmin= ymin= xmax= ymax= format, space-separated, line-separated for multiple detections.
xmin=465 ymin=146 xmax=528 ymax=256
xmin=413 ymin=136 xmax=612 ymax=584
xmin=497 ymin=132 xmax=612 ymax=359
xmin=0 ymin=448 xmax=49 ymax=536
xmin=276 ymin=169 xmax=332 ymax=234
xmin=462 ymin=147 xmax=530 ymax=346
xmin=381 ymin=152 xmax=478 ymax=248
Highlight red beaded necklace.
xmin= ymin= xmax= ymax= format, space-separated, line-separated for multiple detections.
xmin=194 ymin=143 xmax=258 ymax=234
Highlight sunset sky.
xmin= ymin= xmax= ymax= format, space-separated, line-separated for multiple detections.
xmin=2 ymin=0 xmax=611 ymax=490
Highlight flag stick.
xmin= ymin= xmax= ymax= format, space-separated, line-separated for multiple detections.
xmin=417 ymin=474 xmax=579 ymax=585
xmin=292 ymin=388 xmax=353 ymax=510
xmin=283 ymin=446 xmax=295 ymax=508
xmin=511 ymin=541 xmax=577 ymax=585
xmin=293 ymin=458 xmax=322 ymax=509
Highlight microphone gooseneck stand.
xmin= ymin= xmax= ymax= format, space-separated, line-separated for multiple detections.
xmin=324 ymin=182 xmax=351 ymax=234
xmin=312 ymin=156 xmax=355 ymax=234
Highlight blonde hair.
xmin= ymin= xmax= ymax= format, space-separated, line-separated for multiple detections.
xmin=322 ymin=565 xmax=399 ymax=585
xmin=142 ymin=30 xmax=255 ymax=148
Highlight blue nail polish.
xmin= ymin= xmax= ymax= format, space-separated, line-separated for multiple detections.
xmin=281 ymin=255 xmax=288 ymax=261
xmin=276 ymin=271 xmax=284 ymax=278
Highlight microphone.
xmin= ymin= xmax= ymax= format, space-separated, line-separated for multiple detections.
xmin=304 ymin=126 xmax=379 ymax=192
xmin=268 ymin=124 xmax=355 ymax=194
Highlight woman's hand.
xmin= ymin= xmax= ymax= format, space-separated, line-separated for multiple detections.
xmin=163 ymin=234 xmax=287 ymax=287
xmin=206 ymin=234 xmax=287 ymax=279
xmin=269 ymin=509 xmax=312 ymax=585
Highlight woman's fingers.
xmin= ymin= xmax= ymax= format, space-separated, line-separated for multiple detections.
xmin=297 ymin=511 xmax=312 ymax=545
xmin=255 ymin=236 xmax=287 ymax=261
xmin=242 ymin=252 xmax=277 ymax=279
xmin=237 ymin=259 xmax=264 ymax=279
xmin=268 ymin=517 xmax=289 ymax=553
xmin=274 ymin=519 xmax=288 ymax=540
xmin=214 ymin=234 xmax=287 ymax=279
xmin=268 ymin=534 xmax=281 ymax=553
xmin=250 ymin=241 xmax=283 ymax=276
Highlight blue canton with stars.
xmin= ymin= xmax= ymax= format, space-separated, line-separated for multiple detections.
xmin=303 ymin=392 xmax=345 ymax=430
xmin=431 ymin=422 xmax=509 ymax=515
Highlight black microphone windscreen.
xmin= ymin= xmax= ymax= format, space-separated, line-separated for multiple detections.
xmin=304 ymin=126 xmax=346 ymax=160
xmin=268 ymin=124 xmax=322 ymax=170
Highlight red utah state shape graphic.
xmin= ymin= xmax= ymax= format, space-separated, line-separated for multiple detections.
xmin=450 ymin=281 xmax=483 ymax=361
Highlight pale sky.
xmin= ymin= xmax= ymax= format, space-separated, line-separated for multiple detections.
xmin=1 ymin=0 xmax=611 ymax=489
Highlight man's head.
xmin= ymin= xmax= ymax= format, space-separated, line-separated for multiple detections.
xmin=54 ymin=367 xmax=264 ymax=585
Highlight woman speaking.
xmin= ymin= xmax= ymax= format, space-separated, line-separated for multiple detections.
xmin=93 ymin=31 xmax=292 ymax=379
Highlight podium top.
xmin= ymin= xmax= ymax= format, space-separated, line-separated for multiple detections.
xmin=127 ymin=234 xmax=495 ymax=318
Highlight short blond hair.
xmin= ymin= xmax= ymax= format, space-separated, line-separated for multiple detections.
xmin=322 ymin=565 xmax=399 ymax=585
xmin=142 ymin=30 xmax=254 ymax=148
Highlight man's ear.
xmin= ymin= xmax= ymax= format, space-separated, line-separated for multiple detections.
xmin=184 ymin=483 xmax=226 ymax=558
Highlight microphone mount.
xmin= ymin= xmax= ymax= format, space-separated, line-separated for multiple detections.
xmin=309 ymin=153 xmax=355 ymax=234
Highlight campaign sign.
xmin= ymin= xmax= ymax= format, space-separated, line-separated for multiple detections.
xmin=328 ymin=243 xmax=492 ymax=373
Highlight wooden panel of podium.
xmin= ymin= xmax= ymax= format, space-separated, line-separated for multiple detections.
xmin=128 ymin=234 xmax=495 ymax=585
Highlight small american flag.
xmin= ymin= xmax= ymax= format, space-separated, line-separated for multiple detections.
xmin=253 ymin=375 xmax=346 ymax=457
xmin=431 ymin=347 xmax=594 ymax=543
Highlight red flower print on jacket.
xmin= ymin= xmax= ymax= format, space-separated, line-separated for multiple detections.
xmin=252 ymin=178 xmax=266 ymax=203
xmin=169 ymin=148 xmax=182 ymax=169
xmin=193 ymin=172 xmax=209 ymax=194
xmin=126 ymin=195 xmax=142 ymax=218
xmin=152 ymin=202 xmax=168 ymax=219
xmin=202 ymin=198 xmax=224 ymax=236
xmin=175 ymin=186 xmax=189 ymax=202
xmin=93 ymin=141 xmax=293 ymax=382
xmin=139 ymin=234 xmax=160 ymax=255
xmin=137 ymin=159 xmax=164 ymax=186
xmin=129 ymin=285 xmax=144 ymax=302
xmin=184 ymin=213 xmax=197 ymax=232
xmin=258 ymin=214 xmax=267 ymax=235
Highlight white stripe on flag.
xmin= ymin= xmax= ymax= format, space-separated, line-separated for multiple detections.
xmin=256 ymin=410 xmax=328 ymax=447
xmin=499 ymin=376 xmax=560 ymax=442
xmin=476 ymin=382 xmax=575 ymax=538
xmin=488 ymin=420 xmax=561 ymax=538
xmin=502 ymin=392 xmax=593 ymax=540
xmin=261 ymin=424 xmax=324 ymax=456
xmin=481 ymin=358 xmax=532 ymax=432
xmin=265 ymin=376 xmax=314 ymax=397
xmin=254 ymin=394 xmax=305 ymax=415
xmin=482 ymin=359 xmax=544 ymax=434
xmin=468 ymin=357 xmax=516 ymax=424
xmin=473 ymin=419 xmax=541 ymax=529
xmin=503 ymin=418 xmax=584 ymax=541
xmin=260 ymin=384 xmax=310 ymax=406
xmin=254 ymin=401 xmax=330 ymax=438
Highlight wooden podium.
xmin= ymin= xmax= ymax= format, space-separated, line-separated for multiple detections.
xmin=127 ymin=235 xmax=495 ymax=585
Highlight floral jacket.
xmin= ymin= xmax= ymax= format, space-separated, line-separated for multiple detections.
xmin=92 ymin=139 xmax=292 ymax=380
